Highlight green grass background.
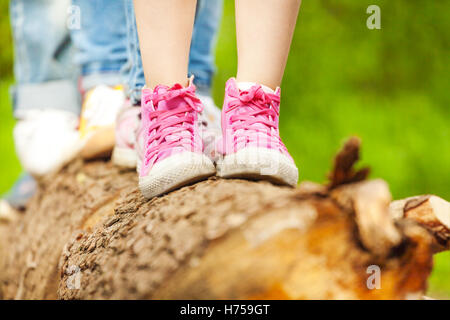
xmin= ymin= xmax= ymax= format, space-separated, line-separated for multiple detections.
xmin=0 ymin=0 xmax=448 ymax=297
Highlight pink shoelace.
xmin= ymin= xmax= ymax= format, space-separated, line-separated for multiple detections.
xmin=226 ymin=85 xmax=287 ymax=152
xmin=142 ymin=84 xmax=203 ymax=167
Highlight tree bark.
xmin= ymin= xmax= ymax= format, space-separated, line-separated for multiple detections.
xmin=0 ymin=138 xmax=448 ymax=300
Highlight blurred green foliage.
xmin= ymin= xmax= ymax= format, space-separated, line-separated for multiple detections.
xmin=0 ymin=0 xmax=448 ymax=297
xmin=0 ymin=1 xmax=13 ymax=75
xmin=0 ymin=0 xmax=19 ymax=196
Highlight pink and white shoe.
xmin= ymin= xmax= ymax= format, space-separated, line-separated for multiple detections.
xmin=217 ymin=78 xmax=298 ymax=186
xmin=112 ymin=92 xmax=221 ymax=168
xmin=137 ymin=82 xmax=216 ymax=199
xmin=112 ymin=100 xmax=140 ymax=168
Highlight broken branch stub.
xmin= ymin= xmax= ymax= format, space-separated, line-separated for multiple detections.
xmin=390 ymin=195 xmax=450 ymax=253
xmin=328 ymin=137 xmax=370 ymax=190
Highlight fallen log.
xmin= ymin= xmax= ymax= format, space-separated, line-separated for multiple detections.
xmin=0 ymin=138 xmax=448 ymax=299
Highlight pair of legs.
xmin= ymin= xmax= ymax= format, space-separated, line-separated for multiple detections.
xmin=135 ymin=0 xmax=301 ymax=198
xmin=134 ymin=0 xmax=301 ymax=90
xmin=125 ymin=0 xmax=224 ymax=104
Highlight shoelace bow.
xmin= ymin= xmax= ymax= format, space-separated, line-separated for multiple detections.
xmin=227 ymin=86 xmax=284 ymax=149
xmin=143 ymin=85 xmax=203 ymax=165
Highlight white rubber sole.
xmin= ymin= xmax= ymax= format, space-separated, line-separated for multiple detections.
xmin=139 ymin=152 xmax=216 ymax=199
xmin=216 ymin=147 xmax=299 ymax=187
xmin=112 ymin=146 xmax=137 ymax=168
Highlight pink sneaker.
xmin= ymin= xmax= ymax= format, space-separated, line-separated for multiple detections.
xmin=217 ymin=78 xmax=298 ymax=186
xmin=112 ymin=100 xmax=140 ymax=168
xmin=137 ymin=82 xmax=216 ymax=199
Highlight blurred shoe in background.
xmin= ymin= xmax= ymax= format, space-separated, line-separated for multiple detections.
xmin=14 ymin=109 xmax=82 ymax=177
xmin=112 ymin=101 xmax=141 ymax=168
xmin=2 ymin=173 xmax=36 ymax=210
xmin=79 ymin=85 xmax=126 ymax=159
xmin=0 ymin=173 xmax=36 ymax=221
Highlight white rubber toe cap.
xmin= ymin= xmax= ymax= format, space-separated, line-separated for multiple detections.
xmin=139 ymin=152 xmax=216 ymax=199
xmin=217 ymin=147 xmax=299 ymax=187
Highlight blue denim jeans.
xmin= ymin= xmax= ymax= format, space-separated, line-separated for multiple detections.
xmin=71 ymin=0 xmax=129 ymax=91
xmin=124 ymin=0 xmax=223 ymax=104
xmin=9 ymin=0 xmax=80 ymax=117
xmin=190 ymin=0 xmax=224 ymax=95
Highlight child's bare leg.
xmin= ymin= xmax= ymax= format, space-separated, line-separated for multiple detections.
xmin=235 ymin=0 xmax=301 ymax=89
xmin=133 ymin=0 xmax=197 ymax=88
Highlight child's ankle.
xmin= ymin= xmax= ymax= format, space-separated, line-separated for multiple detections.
xmin=149 ymin=77 xmax=192 ymax=91
xmin=236 ymin=80 xmax=275 ymax=93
